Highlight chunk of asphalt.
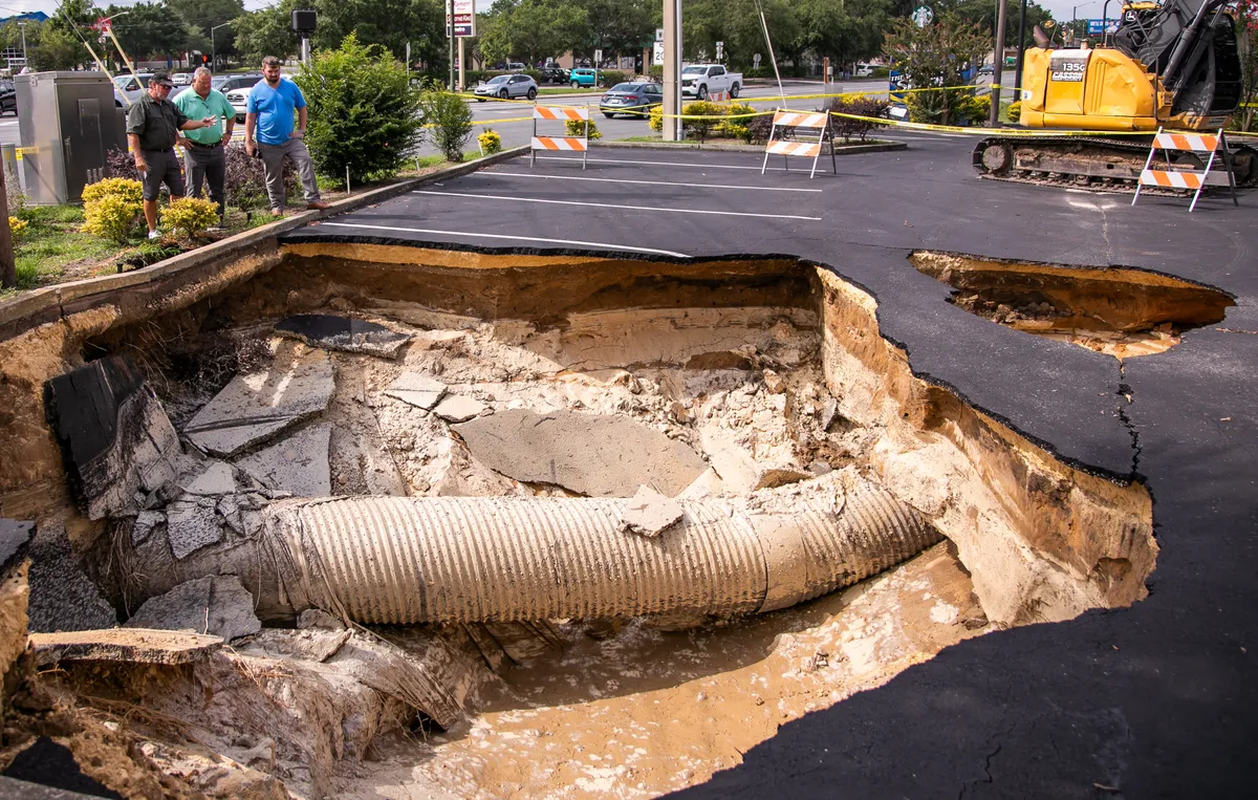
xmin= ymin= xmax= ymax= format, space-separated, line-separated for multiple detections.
xmin=384 ymin=372 xmax=447 ymax=410
xmin=124 ymin=575 xmax=261 ymax=642
xmin=28 ymin=629 xmax=223 ymax=668
xmin=44 ymin=355 xmax=181 ymax=520
xmin=183 ymin=349 xmax=334 ymax=458
xmin=130 ymin=511 xmax=164 ymax=546
xmin=235 ymin=424 xmax=332 ymax=497
xmin=454 ymin=409 xmax=708 ymax=498
xmin=165 ymin=498 xmax=224 ymax=560
xmin=275 ymin=314 xmax=411 ymax=359
xmin=25 ymin=524 xmax=117 ymax=633
xmin=0 ymin=519 xmax=35 ymax=572
xmin=433 ymin=395 xmax=487 ymax=423
xmin=619 ymin=485 xmax=685 ymax=538
xmin=1 ymin=737 xmax=123 ymax=798
xmin=180 ymin=461 xmax=237 ymax=496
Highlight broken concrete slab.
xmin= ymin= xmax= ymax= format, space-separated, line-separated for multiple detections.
xmin=131 ymin=510 xmax=164 ymax=546
xmin=620 ymin=485 xmax=685 ymax=538
xmin=180 ymin=461 xmax=237 ymax=496
xmin=678 ymin=468 xmax=725 ymax=500
xmin=124 ymin=575 xmax=261 ymax=642
xmin=44 ymin=356 xmax=182 ymax=520
xmin=25 ymin=524 xmax=117 ymax=633
xmin=28 ymin=628 xmax=223 ymax=667
xmin=699 ymin=428 xmax=810 ymax=494
xmin=247 ymin=627 xmax=352 ymax=663
xmin=165 ymin=498 xmax=224 ymax=560
xmin=298 ymin=608 xmax=345 ymax=630
xmin=183 ymin=348 xmax=334 ymax=458
xmin=384 ymin=372 xmax=447 ymax=410
xmin=235 ymin=424 xmax=331 ymax=497
xmin=433 ymin=395 xmax=487 ymax=423
xmin=0 ymin=519 xmax=34 ymax=571
xmin=275 ymin=314 xmax=411 ymax=359
xmin=454 ymin=409 xmax=708 ymax=498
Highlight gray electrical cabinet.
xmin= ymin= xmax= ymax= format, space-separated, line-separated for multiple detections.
xmin=17 ymin=72 xmax=126 ymax=205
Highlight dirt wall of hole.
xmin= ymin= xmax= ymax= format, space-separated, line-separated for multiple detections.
xmin=814 ymin=269 xmax=1155 ymax=625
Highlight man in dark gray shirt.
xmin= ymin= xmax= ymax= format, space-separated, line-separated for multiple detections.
xmin=125 ymin=72 xmax=217 ymax=239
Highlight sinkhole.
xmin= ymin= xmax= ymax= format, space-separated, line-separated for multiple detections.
xmin=912 ymin=250 xmax=1234 ymax=359
xmin=0 ymin=246 xmax=1156 ymax=798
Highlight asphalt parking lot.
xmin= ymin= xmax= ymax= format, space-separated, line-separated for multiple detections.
xmin=282 ymin=135 xmax=1258 ymax=798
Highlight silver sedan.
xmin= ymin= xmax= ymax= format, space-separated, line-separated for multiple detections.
xmin=473 ymin=74 xmax=539 ymax=102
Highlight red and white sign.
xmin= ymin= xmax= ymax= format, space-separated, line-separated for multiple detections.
xmin=446 ymin=0 xmax=476 ymax=37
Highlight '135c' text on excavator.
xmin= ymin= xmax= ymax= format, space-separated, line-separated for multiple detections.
xmin=973 ymin=0 xmax=1257 ymax=189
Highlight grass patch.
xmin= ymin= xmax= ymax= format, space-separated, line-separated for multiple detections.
xmin=12 ymin=205 xmax=117 ymax=290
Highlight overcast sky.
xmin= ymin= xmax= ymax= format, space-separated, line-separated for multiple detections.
xmin=2 ymin=0 xmax=1109 ymax=30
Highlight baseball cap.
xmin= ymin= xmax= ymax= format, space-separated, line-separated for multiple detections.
xmin=151 ymin=72 xmax=174 ymax=87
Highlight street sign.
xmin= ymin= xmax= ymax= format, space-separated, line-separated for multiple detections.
xmin=594 ymin=49 xmax=603 ymax=65
xmin=653 ymin=41 xmax=664 ymax=66
xmin=716 ymin=40 xmax=724 ymax=60
xmin=754 ymin=53 xmax=761 ymax=67
xmin=656 ymin=28 xmax=664 ymax=42
xmin=445 ymin=0 xmax=475 ymax=37
xmin=912 ymin=5 xmax=933 ymax=27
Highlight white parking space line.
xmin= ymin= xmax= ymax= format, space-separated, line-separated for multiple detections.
xmin=482 ymin=171 xmax=823 ymax=193
xmin=316 ymin=222 xmax=691 ymax=258
xmin=411 ymin=190 xmax=821 ymax=221
xmin=534 ymin=155 xmax=836 ymax=174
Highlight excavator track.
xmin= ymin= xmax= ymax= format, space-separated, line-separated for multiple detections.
xmin=972 ymin=134 xmax=1258 ymax=194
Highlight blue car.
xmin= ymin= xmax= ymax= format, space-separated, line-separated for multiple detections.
xmin=569 ymin=68 xmax=599 ymax=88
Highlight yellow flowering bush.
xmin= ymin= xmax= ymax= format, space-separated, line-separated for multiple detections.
xmin=81 ymin=177 xmax=143 ymax=206
xmin=8 ymin=216 xmax=27 ymax=239
xmin=478 ymin=128 xmax=502 ymax=154
xmin=161 ymin=197 xmax=219 ymax=239
xmin=566 ymin=118 xmax=601 ymax=140
xmin=81 ymin=177 xmax=143 ymax=243
xmin=649 ymin=105 xmax=664 ymax=132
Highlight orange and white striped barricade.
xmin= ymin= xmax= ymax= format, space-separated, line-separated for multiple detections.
xmin=1132 ymin=127 xmax=1238 ymax=213
xmin=760 ymin=109 xmax=836 ymax=179
xmin=531 ymin=105 xmax=590 ymax=169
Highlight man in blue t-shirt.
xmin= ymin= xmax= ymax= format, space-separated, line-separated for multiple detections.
xmin=244 ymin=56 xmax=329 ymax=216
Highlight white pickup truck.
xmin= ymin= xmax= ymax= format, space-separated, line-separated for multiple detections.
xmin=681 ymin=64 xmax=743 ymax=100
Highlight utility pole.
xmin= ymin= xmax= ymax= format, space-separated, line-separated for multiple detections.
xmin=989 ymin=0 xmax=1008 ymax=126
xmin=17 ymin=21 xmax=27 ymax=66
xmin=0 ymin=165 xmax=13 ymax=290
xmin=211 ymin=21 xmax=232 ymax=72
xmin=662 ymin=0 xmax=682 ymax=141
xmin=1014 ymin=0 xmax=1028 ymax=96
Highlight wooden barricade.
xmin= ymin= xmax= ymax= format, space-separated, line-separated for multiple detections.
xmin=531 ymin=106 xmax=589 ymax=169
xmin=1132 ymin=127 xmax=1238 ymax=213
xmin=760 ymin=110 xmax=836 ymax=179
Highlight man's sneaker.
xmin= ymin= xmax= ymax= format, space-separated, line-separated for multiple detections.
xmin=306 ymin=201 xmax=330 ymax=210
xmin=147 ymin=229 xmax=161 ymax=240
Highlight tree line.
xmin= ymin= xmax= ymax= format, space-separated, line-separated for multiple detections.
xmin=1 ymin=0 xmax=1063 ymax=77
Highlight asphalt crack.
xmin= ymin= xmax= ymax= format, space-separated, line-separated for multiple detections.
xmin=1116 ymin=360 xmax=1141 ymax=478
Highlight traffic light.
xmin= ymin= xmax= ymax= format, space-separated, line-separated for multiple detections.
xmin=201 ymin=54 xmax=210 ymax=65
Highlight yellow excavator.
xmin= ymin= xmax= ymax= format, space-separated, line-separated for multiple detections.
xmin=973 ymin=0 xmax=1257 ymax=188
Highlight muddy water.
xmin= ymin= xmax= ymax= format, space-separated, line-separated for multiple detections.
xmin=340 ymin=544 xmax=983 ymax=799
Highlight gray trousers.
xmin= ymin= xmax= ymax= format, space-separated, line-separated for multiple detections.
xmin=258 ymin=137 xmax=320 ymax=210
xmin=183 ymin=143 xmax=226 ymax=217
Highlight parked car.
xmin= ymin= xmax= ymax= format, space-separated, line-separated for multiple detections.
xmin=539 ymin=64 xmax=569 ymax=84
xmin=681 ymin=64 xmax=742 ymax=99
xmin=568 ymin=68 xmax=599 ymax=88
xmin=472 ymin=74 xmax=538 ymax=101
xmin=171 ymin=72 xmax=192 ymax=86
xmin=0 ymin=81 xmax=15 ymax=116
xmin=854 ymin=63 xmax=875 ymax=78
xmin=506 ymin=61 xmax=526 ymax=71
xmin=978 ymin=63 xmax=995 ymax=75
xmin=222 ymin=75 xmax=268 ymax=122
xmin=113 ymin=73 xmax=153 ymax=107
xmin=599 ymin=82 xmax=662 ymax=118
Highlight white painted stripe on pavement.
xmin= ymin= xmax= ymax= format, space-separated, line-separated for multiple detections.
xmin=534 ymin=154 xmax=835 ymax=174
xmin=410 ymin=189 xmax=822 ymax=221
xmin=483 ymin=171 xmax=823 ymax=193
xmin=315 ymin=222 xmax=692 ymax=258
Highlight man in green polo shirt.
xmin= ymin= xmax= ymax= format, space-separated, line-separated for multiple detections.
xmin=173 ymin=67 xmax=235 ymax=221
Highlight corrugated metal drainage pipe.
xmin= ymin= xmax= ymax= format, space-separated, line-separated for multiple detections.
xmin=233 ymin=477 xmax=943 ymax=624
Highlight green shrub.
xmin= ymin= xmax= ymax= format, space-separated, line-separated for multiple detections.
xmin=717 ymin=102 xmax=756 ymax=142
xmin=296 ymin=33 xmax=425 ymax=185
xmin=952 ymin=94 xmax=991 ymax=125
xmin=600 ymin=70 xmax=626 ymax=87
xmin=82 ymin=195 xmax=141 ymax=242
xmin=1006 ymin=101 xmax=1021 ymax=124
xmin=162 ymin=197 xmax=219 ymax=239
xmin=681 ymin=100 xmax=727 ymax=143
xmin=422 ymin=88 xmax=474 ymax=162
xmin=478 ymin=128 xmax=502 ymax=154
xmin=567 ymin=117 xmax=601 ymax=140
xmin=824 ymin=96 xmax=891 ymax=141
xmin=81 ymin=177 xmax=142 ymax=206
xmin=81 ymin=177 xmax=143 ymax=243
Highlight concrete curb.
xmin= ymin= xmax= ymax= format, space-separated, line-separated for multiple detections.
xmin=0 ymin=146 xmax=529 ymax=344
